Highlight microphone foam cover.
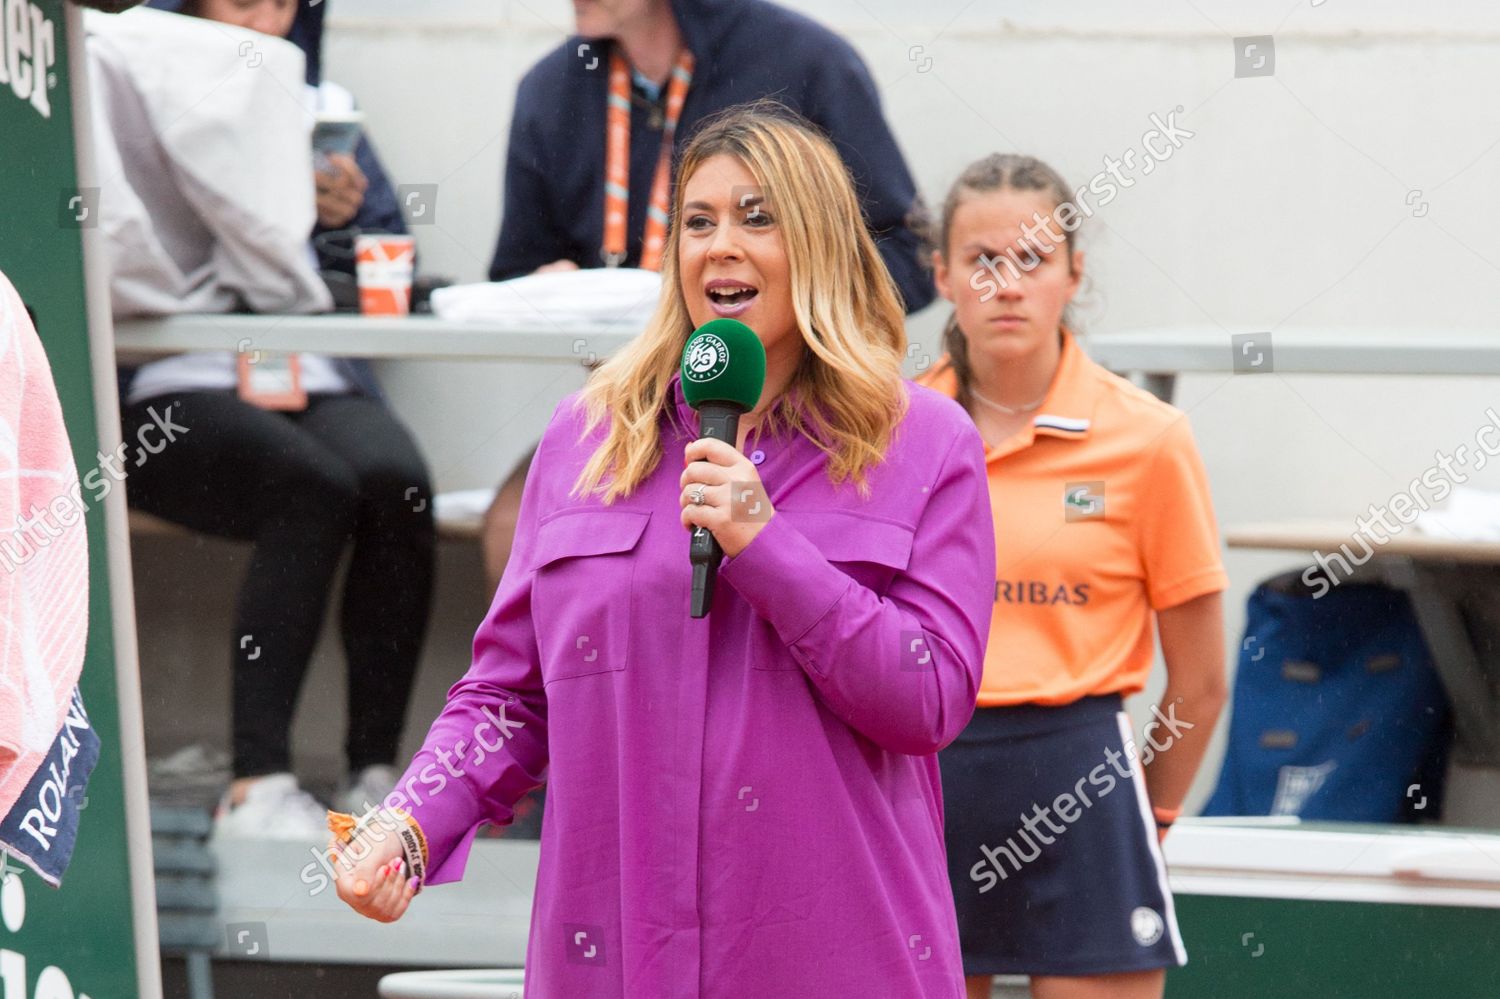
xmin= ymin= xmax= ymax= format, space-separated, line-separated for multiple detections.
xmin=680 ymin=319 xmax=767 ymax=412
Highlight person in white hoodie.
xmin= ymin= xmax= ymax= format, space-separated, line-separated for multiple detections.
xmin=86 ymin=3 xmax=435 ymax=838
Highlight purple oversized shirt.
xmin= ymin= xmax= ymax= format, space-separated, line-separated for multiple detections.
xmin=397 ymin=371 xmax=995 ymax=998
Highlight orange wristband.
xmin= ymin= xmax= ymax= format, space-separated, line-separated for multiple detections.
xmin=327 ymin=806 xmax=430 ymax=890
xmin=404 ymin=812 xmax=430 ymax=869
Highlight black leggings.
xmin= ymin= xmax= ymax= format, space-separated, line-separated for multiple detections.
xmin=122 ymin=390 xmax=435 ymax=778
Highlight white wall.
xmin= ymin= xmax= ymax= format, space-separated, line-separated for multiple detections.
xmin=315 ymin=0 xmax=1500 ymax=814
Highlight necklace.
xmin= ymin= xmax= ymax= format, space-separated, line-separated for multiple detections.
xmin=970 ymin=384 xmax=1047 ymax=415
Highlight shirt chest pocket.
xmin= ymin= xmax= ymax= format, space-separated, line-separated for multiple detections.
xmin=529 ymin=509 xmax=650 ymax=684
xmin=752 ymin=511 xmax=915 ymax=671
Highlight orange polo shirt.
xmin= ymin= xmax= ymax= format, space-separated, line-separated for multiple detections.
xmin=916 ymin=333 xmax=1228 ymax=707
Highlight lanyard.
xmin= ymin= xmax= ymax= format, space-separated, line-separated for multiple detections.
xmin=603 ymin=48 xmax=694 ymax=270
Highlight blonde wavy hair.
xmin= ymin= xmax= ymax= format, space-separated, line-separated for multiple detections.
xmin=570 ymin=102 xmax=909 ymax=504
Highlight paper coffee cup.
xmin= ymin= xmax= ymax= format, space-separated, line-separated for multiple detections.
xmin=355 ymin=234 xmax=416 ymax=316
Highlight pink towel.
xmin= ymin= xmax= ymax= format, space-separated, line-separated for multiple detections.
xmin=0 ymin=270 xmax=90 ymax=823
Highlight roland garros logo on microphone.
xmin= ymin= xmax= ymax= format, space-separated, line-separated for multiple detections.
xmin=686 ymin=334 xmax=729 ymax=383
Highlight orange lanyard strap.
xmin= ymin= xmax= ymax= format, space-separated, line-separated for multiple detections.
xmin=603 ymin=48 xmax=694 ymax=270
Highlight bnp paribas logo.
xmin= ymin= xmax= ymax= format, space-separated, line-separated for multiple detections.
xmin=0 ymin=0 xmax=59 ymax=120
xmin=1064 ymin=481 xmax=1106 ymax=522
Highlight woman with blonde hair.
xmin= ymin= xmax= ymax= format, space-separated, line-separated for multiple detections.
xmin=330 ymin=103 xmax=995 ymax=997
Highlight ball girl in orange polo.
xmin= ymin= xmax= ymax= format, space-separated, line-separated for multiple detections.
xmin=919 ymin=154 xmax=1229 ymax=999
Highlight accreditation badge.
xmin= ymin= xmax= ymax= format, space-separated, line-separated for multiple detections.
xmin=237 ymin=351 xmax=308 ymax=411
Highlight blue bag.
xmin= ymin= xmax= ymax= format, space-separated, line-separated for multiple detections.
xmin=1203 ymin=572 xmax=1450 ymax=822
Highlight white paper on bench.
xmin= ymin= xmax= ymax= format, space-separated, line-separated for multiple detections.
xmin=430 ymin=270 xmax=662 ymax=329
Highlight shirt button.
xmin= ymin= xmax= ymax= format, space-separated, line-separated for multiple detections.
xmin=750 ymin=449 xmax=766 ymax=465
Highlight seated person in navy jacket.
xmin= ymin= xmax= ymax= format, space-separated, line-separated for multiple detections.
xmin=481 ymin=0 xmax=936 ymax=598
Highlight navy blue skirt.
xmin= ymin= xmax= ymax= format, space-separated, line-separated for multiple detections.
xmin=938 ymin=695 xmax=1186 ymax=977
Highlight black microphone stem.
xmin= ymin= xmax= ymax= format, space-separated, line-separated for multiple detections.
xmin=690 ymin=405 xmax=742 ymax=618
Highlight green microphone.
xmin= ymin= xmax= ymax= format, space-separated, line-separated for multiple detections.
xmin=681 ymin=319 xmax=767 ymax=618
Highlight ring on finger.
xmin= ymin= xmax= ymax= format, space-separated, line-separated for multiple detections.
xmin=690 ymin=486 xmax=706 ymax=506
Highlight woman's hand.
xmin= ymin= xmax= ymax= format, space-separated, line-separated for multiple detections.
xmin=315 ymin=153 xmax=368 ymax=229
xmin=680 ymin=436 xmax=774 ymax=558
xmin=330 ymin=833 xmax=417 ymax=923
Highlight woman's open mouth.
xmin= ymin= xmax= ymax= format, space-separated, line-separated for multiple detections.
xmin=706 ymin=281 xmax=759 ymax=317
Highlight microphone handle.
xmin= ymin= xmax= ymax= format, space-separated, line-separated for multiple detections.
xmin=690 ymin=405 xmax=742 ymax=618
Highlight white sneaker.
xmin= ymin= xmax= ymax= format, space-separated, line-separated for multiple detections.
xmin=212 ymin=773 xmax=330 ymax=842
xmin=337 ymin=764 xmax=399 ymax=815
xmin=148 ymin=744 xmax=231 ymax=809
